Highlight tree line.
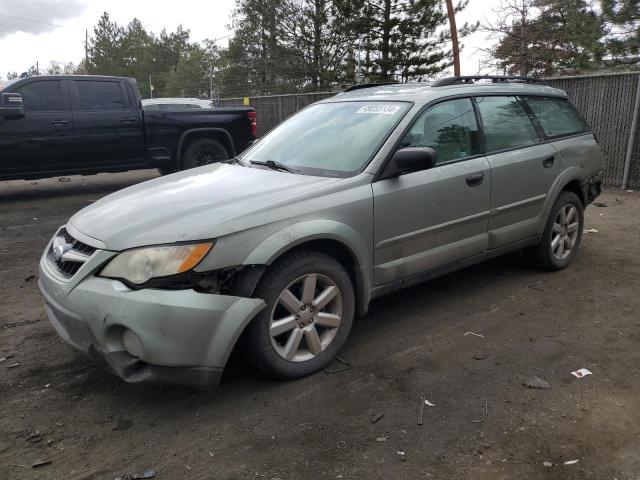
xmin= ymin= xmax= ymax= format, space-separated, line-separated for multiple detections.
xmin=6 ymin=0 xmax=639 ymax=99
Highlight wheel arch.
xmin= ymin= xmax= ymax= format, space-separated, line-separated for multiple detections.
xmin=537 ymin=169 xmax=586 ymax=237
xmin=177 ymin=128 xmax=236 ymax=167
xmin=241 ymin=221 xmax=373 ymax=316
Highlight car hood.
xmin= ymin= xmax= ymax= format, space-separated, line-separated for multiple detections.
xmin=68 ymin=163 xmax=341 ymax=250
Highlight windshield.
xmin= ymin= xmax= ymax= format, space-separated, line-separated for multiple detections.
xmin=241 ymin=101 xmax=411 ymax=177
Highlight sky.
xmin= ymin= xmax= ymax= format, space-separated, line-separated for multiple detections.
xmin=0 ymin=0 xmax=501 ymax=82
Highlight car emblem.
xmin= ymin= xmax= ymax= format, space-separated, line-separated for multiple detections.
xmin=52 ymin=243 xmax=71 ymax=261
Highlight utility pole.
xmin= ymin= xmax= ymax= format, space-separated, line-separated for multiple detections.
xmin=149 ymin=74 xmax=153 ymax=99
xmin=36 ymin=61 xmax=39 ymax=75
xmin=445 ymin=0 xmax=461 ymax=76
xmin=85 ymin=29 xmax=89 ymax=73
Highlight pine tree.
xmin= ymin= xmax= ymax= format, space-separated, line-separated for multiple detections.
xmin=601 ymin=0 xmax=640 ymax=65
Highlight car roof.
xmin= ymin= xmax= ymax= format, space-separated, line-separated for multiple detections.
xmin=326 ymin=80 xmax=567 ymax=105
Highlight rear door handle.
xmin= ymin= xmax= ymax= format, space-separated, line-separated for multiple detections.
xmin=466 ymin=172 xmax=484 ymax=187
xmin=50 ymin=119 xmax=69 ymax=126
xmin=543 ymin=156 xmax=555 ymax=168
xmin=121 ymin=116 xmax=139 ymax=124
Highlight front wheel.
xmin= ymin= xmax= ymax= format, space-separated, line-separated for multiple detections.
xmin=529 ymin=191 xmax=584 ymax=270
xmin=245 ymin=251 xmax=355 ymax=380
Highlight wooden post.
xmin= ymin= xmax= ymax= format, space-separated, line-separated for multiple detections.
xmin=446 ymin=0 xmax=460 ymax=76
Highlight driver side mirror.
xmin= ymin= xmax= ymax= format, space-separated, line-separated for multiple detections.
xmin=0 ymin=93 xmax=25 ymax=120
xmin=382 ymin=147 xmax=437 ymax=179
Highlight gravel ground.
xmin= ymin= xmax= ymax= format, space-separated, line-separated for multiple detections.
xmin=1 ymin=171 xmax=639 ymax=480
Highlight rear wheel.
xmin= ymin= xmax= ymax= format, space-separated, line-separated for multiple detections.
xmin=181 ymin=138 xmax=229 ymax=170
xmin=529 ymin=191 xmax=584 ymax=270
xmin=246 ymin=251 xmax=355 ymax=380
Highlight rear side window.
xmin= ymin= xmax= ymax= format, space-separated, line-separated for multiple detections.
xmin=401 ymin=98 xmax=481 ymax=164
xmin=475 ymin=96 xmax=540 ymax=152
xmin=75 ymin=81 xmax=127 ymax=111
xmin=16 ymin=80 xmax=65 ymax=112
xmin=523 ymin=96 xmax=590 ymax=138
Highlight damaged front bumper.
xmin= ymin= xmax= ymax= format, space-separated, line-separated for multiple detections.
xmin=38 ymin=234 xmax=265 ymax=389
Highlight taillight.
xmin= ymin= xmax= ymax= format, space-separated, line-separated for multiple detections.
xmin=247 ymin=111 xmax=257 ymax=137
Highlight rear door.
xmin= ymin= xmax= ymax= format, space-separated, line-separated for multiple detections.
xmin=70 ymin=79 xmax=145 ymax=169
xmin=372 ymin=97 xmax=491 ymax=286
xmin=0 ymin=78 xmax=74 ymax=176
xmin=475 ymin=95 xmax=559 ymax=248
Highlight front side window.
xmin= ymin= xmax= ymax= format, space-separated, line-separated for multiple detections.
xmin=75 ymin=81 xmax=127 ymax=111
xmin=400 ymin=97 xmax=481 ymax=164
xmin=522 ymin=96 xmax=590 ymax=138
xmin=241 ymin=101 xmax=411 ymax=177
xmin=16 ymin=80 xmax=65 ymax=112
xmin=475 ymin=96 xmax=540 ymax=152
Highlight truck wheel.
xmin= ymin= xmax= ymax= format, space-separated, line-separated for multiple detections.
xmin=246 ymin=250 xmax=355 ymax=380
xmin=529 ymin=191 xmax=584 ymax=270
xmin=182 ymin=138 xmax=229 ymax=170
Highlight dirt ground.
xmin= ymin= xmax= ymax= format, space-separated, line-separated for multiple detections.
xmin=1 ymin=171 xmax=639 ymax=480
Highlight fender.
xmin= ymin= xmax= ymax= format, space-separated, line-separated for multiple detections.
xmin=536 ymin=166 xmax=585 ymax=236
xmin=177 ymin=128 xmax=237 ymax=163
xmin=243 ymin=219 xmax=373 ymax=314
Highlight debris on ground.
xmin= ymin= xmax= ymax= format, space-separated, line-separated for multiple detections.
xmin=464 ymin=331 xmax=484 ymax=338
xmin=26 ymin=431 xmax=43 ymax=443
xmin=473 ymin=352 xmax=489 ymax=360
xmin=32 ymin=459 xmax=52 ymax=468
xmin=563 ymin=459 xmax=580 ymax=466
xmin=418 ymin=396 xmax=425 ymax=425
xmin=593 ymin=202 xmax=607 ymax=207
xmin=543 ymin=461 xmax=553 ymax=468
xmin=24 ymin=274 xmax=35 ymax=282
xmin=336 ymin=440 xmax=347 ymax=450
xmin=425 ymin=399 xmax=435 ymax=407
xmin=523 ymin=376 xmax=552 ymax=390
xmin=528 ymin=280 xmax=547 ymax=292
xmin=584 ymin=228 xmax=599 ymax=233
xmin=0 ymin=353 xmax=16 ymax=362
xmin=397 ymin=451 xmax=406 ymax=460
xmin=324 ymin=355 xmax=352 ymax=374
xmin=371 ymin=413 xmax=384 ymax=424
xmin=571 ymin=368 xmax=592 ymax=379
xmin=375 ymin=436 xmax=388 ymax=442
xmin=7 ymin=362 xmax=20 ymax=369
xmin=114 ymin=469 xmax=156 ymax=479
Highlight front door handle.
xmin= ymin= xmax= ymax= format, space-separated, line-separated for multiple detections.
xmin=121 ymin=116 xmax=138 ymax=124
xmin=466 ymin=172 xmax=484 ymax=187
xmin=50 ymin=119 xmax=69 ymax=126
xmin=543 ymin=156 xmax=555 ymax=168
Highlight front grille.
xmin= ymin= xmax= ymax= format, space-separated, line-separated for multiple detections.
xmin=47 ymin=228 xmax=97 ymax=279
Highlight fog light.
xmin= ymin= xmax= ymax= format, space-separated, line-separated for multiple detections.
xmin=122 ymin=329 xmax=143 ymax=358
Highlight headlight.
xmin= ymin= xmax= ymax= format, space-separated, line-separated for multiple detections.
xmin=100 ymin=242 xmax=214 ymax=285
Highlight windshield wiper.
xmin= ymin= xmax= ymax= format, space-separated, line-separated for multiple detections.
xmin=250 ymin=159 xmax=300 ymax=174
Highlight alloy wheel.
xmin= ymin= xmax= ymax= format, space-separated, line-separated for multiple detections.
xmin=269 ymin=273 xmax=343 ymax=362
xmin=551 ymin=204 xmax=579 ymax=260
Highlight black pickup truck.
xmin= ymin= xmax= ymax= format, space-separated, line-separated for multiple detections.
xmin=0 ymin=75 xmax=256 ymax=180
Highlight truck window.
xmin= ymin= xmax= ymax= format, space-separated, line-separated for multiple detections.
xmin=475 ymin=96 xmax=540 ymax=153
xmin=400 ymin=98 xmax=481 ymax=164
xmin=16 ymin=80 xmax=65 ymax=112
xmin=76 ymin=81 xmax=127 ymax=111
xmin=522 ymin=96 xmax=590 ymax=138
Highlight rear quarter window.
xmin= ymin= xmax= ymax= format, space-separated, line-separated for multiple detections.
xmin=522 ymin=96 xmax=590 ymax=138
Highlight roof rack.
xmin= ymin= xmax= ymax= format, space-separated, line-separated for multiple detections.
xmin=431 ymin=75 xmax=546 ymax=87
xmin=344 ymin=81 xmax=399 ymax=92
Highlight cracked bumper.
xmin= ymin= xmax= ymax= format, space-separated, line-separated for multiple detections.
xmin=39 ymin=257 xmax=265 ymax=389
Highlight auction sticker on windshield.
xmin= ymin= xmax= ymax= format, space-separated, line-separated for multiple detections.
xmin=356 ymin=104 xmax=401 ymax=115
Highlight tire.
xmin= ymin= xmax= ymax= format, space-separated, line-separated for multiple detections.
xmin=181 ymin=138 xmax=229 ymax=170
xmin=529 ymin=191 xmax=584 ymax=270
xmin=245 ymin=250 xmax=355 ymax=380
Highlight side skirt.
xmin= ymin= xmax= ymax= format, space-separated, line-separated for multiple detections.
xmin=369 ymin=236 xmax=541 ymax=301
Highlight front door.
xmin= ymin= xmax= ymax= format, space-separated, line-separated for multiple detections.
xmin=0 ymin=78 xmax=74 ymax=177
xmin=372 ymin=97 xmax=491 ymax=286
